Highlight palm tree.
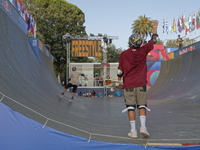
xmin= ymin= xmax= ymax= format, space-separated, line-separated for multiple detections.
xmin=131 ymin=15 xmax=154 ymax=44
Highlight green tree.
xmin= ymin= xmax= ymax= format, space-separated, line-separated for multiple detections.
xmin=22 ymin=0 xmax=89 ymax=81
xmin=165 ymin=39 xmax=178 ymax=48
xmin=94 ymin=44 xmax=122 ymax=63
xmin=107 ymin=45 xmax=123 ymax=62
xmin=131 ymin=15 xmax=154 ymax=44
xmin=183 ymin=38 xmax=196 ymax=46
xmin=155 ymin=39 xmax=163 ymax=45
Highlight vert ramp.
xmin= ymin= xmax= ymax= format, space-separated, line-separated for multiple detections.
xmin=0 ymin=5 xmax=200 ymax=148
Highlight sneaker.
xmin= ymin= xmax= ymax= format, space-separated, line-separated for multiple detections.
xmin=140 ymin=127 xmax=150 ymax=137
xmin=128 ymin=130 xmax=137 ymax=139
xmin=60 ymin=92 xmax=64 ymax=98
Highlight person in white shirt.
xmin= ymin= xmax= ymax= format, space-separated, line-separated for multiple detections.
xmin=60 ymin=66 xmax=88 ymax=99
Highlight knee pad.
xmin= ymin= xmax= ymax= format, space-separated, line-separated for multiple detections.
xmin=138 ymin=105 xmax=151 ymax=112
xmin=122 ymin=105 xmax=136 ymax=113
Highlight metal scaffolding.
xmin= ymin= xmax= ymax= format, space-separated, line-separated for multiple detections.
xmin=63 ymin=33 xmax=118 ymax=97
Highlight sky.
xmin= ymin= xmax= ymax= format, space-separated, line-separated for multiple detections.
xmin=65 ymin=0 xmax=200 ymax=50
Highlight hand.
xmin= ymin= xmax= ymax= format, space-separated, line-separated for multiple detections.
xmin=152 ymin=20 xmax=158 ymax=27
xmin=152 ymin=20 xmax=159 ymax=34
xmin=85 ymin=77 xmax=88 ymax=80
xmin=151 ymin=34 xmax=159 ymax=44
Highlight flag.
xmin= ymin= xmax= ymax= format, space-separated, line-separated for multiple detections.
xmin=16 ymin=0 xmax=20 ymax=12
xmin=25 ymin=9 xmax=29 ymax=22
xmin=185 ymin=17 xmax=190 ymax=35
xmin=28 ymin=15 xmax=31 ymax=32
xmin=198 ymin=10 xmax=200 ymax=27
xmin=163 ymin=18 xmax=165 ymax=33
xmin=17 ymin=0 xmax=20 ymax=12
xmin=12 ymin=0 xmax=16 ymax=8
xmin=173 ymin=18 xmax=177 ymax=33
xmin=15 ymin=0 xmax=18 ymax=10
xmin=26 ymin=13 xmax=31 ymax=32
xmin=168 ymin=19 xmax=172 ymax=34
xmin=20 ymin=0 xmax=22 ymax=14
xmin=181 ymin=15 xmax=184 ymax=30
xmin=197 ymin=10 xmax=200 ymax=29
xmin=165 ymin=19 xmax=168 ymax=34
xmin=22 ymin=5 xmax=26 ymax=20
xmin=15 ymin=0 xmax=17 ymax=9
xmin=21 ymin=5 xmax=24 ymax=17
xmin=188 ymin=15 xmax=193 ymax=31
xmin=34 ymin=22 xmax=37 ymax=38
xmin=179 ymin=17 xmax=183 ymax=31
xmin=182 ymin=13 xmax=186 ymax=30
xmin=192 ymin=13 xmax=195 ymax=31
xmin=31 ymin=17 xmax=34 ymax=35
xmin=177 ymin=17 xmax=182 ymax=33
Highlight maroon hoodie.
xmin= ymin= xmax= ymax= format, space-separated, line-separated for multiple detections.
xmin=118 ymin=40 xmax=154 ymax=89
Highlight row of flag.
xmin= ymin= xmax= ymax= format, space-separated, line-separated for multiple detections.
xmin=163 ymin=10 xmax=200 ymax=36
xmin=11 ymin=0 xmax=37 ymax=38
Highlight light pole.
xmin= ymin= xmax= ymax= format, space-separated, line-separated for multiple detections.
xmin=102 ymin=34 xmax=118 ymax=97
xmin=62 ymin=33 xmax=71 ymax=82
xmin=88 ymin=33 xmax=119 ymax=97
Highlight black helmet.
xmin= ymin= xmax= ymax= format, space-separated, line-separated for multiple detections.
xmin=72 ymin=66 xmax=76 ymax=71
xmin=129 ymin=33 xmax=142 ymax=48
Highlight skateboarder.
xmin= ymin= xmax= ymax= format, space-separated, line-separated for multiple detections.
xmin=60 ymin=66 xmax=88 ymax=100
xmin=117 ymin=21 xmax=158 ymax=139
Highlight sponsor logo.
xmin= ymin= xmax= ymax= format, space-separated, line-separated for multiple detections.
xmin=179 ymin=46 xmax=195 ymax=55
xmin=1 ymin=0 xmax=11 ymax=14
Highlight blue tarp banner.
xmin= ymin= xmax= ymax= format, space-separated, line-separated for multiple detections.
xmin=166 ymin=48 xmax=178 ymax=54
xmin=0 ymin=102 xmax=200 ymax=150
xmin=29 ymin=38 xmax=41 ymax=63
xmin=173 ymin=41 xmax=200 ymax=58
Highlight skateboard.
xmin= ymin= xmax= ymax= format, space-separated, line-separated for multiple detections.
xmin=59 ymin=95 xmax=73 ymax=102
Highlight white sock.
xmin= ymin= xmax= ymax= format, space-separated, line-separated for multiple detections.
xmin=140 ymin=115 xmax=146 ymax=128
xmin=130 ymin=120 xmax=136 ymax=132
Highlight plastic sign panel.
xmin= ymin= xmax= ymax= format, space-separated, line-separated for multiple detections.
xmin=72 ymin=40 xmax=102 ymax=57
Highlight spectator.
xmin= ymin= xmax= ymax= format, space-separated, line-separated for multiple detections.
xmin=98 ymin=90 xmax=104 ymax=97
xmin=78 ymin=92 xmax=83 ymax=96
xmin=91 ymin=90 xmax=96 ymax=97
xmin=87 ymin=91 xmax=91 ymax=97
xmin=115 ymin=89 xmax=121 ymax=97
xmin=94 ymin=74 xmax=99 ymax=86
xmin=108 ymin=92 xmax=113 ymax=97
xmin=99 ymin=77 xmax=103 ymax=86
xmin=82 ymin=92 xmax=87 ymax=97
xmin=177 ymin=35 xmax=183 ymax=49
